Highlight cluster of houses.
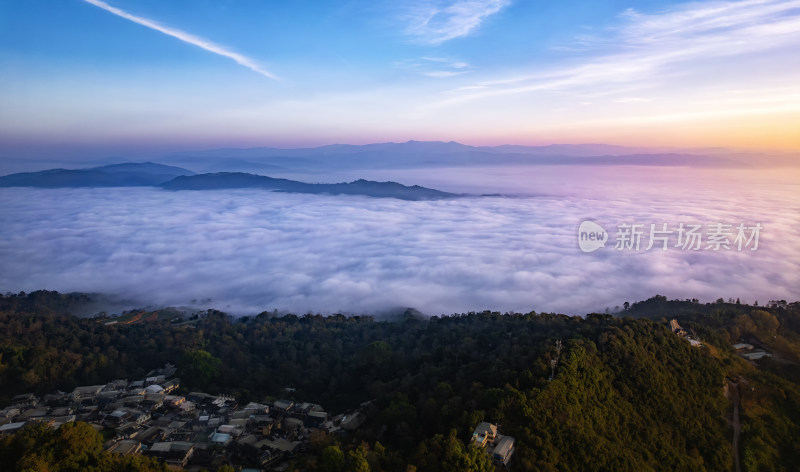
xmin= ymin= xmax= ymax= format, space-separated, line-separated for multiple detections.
xmin=471 ymin=421 xmax=515 ymax=466
xmin=669 ymin=319 xmax=703 ymax=347
xmin=0 ymin=364 xmax=365 ymax=471
xmin=732 ymin=343 xmax=773 ymax=361
xmin=670 ymin=318 xmax=776 ymax=362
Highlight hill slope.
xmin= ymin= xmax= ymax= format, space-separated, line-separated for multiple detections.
xmin=2 ymin=292 xmax=798 ymax=470
xmin=0 ymin=162 xmax=194 ymax=187
xmin=162 ymin=172 xmax=459 ymax=200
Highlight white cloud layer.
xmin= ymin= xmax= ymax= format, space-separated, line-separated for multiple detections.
xmin=0 ymin=166 xmax=797 ymax=316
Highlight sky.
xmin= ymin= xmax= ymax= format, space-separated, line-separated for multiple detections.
xmin=1 ymin=0 xmax=800 ymax=158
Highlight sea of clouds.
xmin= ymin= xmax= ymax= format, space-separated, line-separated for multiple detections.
xmin=0 ymin=166 xmax=797 ymax=316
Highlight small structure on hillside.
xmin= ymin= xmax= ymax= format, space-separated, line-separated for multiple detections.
xmin=670 ymin=319 xmax=703 ymax=347
xmin=732 ymin=342 xmax=771 ymax=361
xmin=107 ymin=439 xmax=142 ymax=456
xmin=741 ymin=350 xmax=772 ymax=360
xmin=471 ymin=422 xmax=515 ymax=466
xmin=670 ymin=319 xmax=687 ymax=336
xmin=493 ymin=435 xmax=515 ymax=466
xmin=147 ymin=441 xmax=194 ymax=468
xmin=472 ymin=422 xmax=497 ymax=447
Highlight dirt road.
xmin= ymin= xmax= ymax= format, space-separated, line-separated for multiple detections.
xmin=727 ymin=378 xmax=741 ymax=472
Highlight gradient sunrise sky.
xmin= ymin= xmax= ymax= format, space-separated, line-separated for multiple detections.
xmin=1 ymin=0 xmax=799 ymax=158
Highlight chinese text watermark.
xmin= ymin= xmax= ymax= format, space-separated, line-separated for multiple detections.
xmin=578 ymin=221 xmax=762 ymax=253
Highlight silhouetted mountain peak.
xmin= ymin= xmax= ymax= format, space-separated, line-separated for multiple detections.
xmin=0 ymin=162 xmax=195 ymax=188
xmin=162 ymin=172 xmax=458 ymax=200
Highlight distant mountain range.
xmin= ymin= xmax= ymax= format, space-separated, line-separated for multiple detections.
xmin=0 ymin=163 xmax=458 ymax=201
xmin=0 ymin=163 xmax=194 ymax=188
xmin=157 ymin=140 xmax=766 ymax=174
xmin=2 ymin=141 xmax=795 ymax=177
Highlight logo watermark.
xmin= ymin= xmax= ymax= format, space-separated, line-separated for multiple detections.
xmin=578 ymin=220 xmax=762 ymax=253
xmin=578 ymin=220 xmax=609 ymax=253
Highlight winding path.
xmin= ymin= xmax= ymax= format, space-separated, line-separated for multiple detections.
xmin=727 ymin=379 xmax=741 ymax=472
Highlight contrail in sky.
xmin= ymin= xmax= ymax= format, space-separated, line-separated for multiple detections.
xmin=82 ymin=0 xmax=277 ymax=80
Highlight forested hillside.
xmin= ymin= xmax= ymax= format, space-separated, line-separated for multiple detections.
xmin=0 ymin=422 xmax=167 ymax=472
xmin=1 ymin=291 xmax=799 ymax=471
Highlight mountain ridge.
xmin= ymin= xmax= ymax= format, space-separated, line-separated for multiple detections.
xmin=0 ymin=162 xmax=194 ymax=188
xmin=162 ymin=172 xmax=459 ymax=200
xmin=158 ymin=140 xmax=767 ymax=174
xmin=0 ymin=167 xmax=459 ymax=201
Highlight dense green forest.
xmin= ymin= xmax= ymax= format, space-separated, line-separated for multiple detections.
xmin=0 ymin=421 xmax=167 ymax=472
xmin=1 ymin=291 xmax=799 ymax=471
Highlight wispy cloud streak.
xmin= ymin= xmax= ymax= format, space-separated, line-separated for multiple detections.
xmin=82 ymin=0 xmax=276 ymax=79
xmin=395 ymin=56 xmax=472 ymax=77
xmin=439 ymin=0 xmax=800 ymax=104
xmin=405 ymin=0 xmax=510 ymax=44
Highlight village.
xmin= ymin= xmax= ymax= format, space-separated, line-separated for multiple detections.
xmin=0 ymin=361 xmax=519 ymax=470
xmin=0 ymin=363 xmax=368 ymax=471
xmin=669 ymin=318 xmax=774 ymax=361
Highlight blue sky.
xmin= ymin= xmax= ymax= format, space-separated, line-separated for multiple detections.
xmin=1 ymin=0 xmax=800 ymax=158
